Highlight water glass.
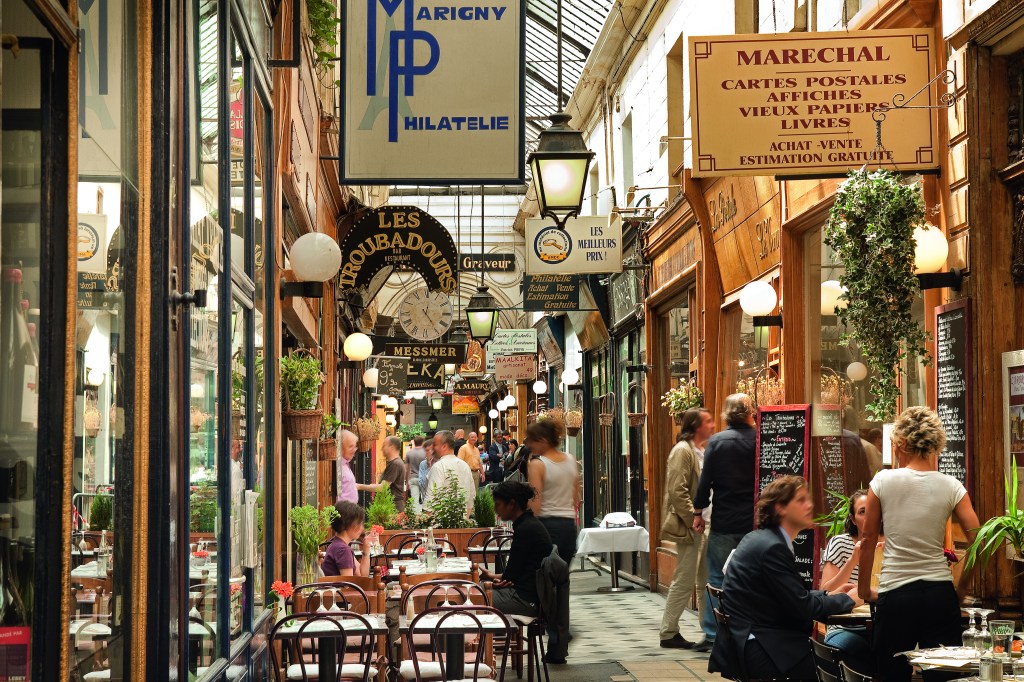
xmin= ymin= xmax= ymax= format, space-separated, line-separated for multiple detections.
xmin=992 ymin=620 xmax=1016 ymax=658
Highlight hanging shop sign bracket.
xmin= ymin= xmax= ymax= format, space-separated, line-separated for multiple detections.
xmin=869 ymin=69 xmax=957 ymax=165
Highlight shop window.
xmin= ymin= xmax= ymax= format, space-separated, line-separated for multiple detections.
xmin=722 ymin=302 xmax=775 ymax=408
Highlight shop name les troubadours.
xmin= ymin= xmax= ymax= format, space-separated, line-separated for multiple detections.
xmin=724 ymin=46 xmax=902 ymax=165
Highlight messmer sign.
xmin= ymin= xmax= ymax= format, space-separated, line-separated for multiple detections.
xmin=688 ymin=29 xmax=937 ymax=177
xmin=495 ymin=354 xmax=537 ymax=382
xmin=341 ymin=0 xmax=525 ymax=183
xmin=526 ymin=214 xmax=622 ymax=275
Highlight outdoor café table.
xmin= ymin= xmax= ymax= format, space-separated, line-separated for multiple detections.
xmin=273 ymin=612 xmax=388 ymax=682
xmin=575 ymin=525 xmax=650 ymax=593
xmin=822 ymin=604 xmax=873 ymax=627
xmin=388 ymin=559 xmax=473 ymax=579
xmin=398 ymin=610 xmax=512 ymax=679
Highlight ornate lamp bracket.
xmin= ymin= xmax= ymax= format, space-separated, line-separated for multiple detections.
xmin=870 ymin=69 xmax=957 ymax=161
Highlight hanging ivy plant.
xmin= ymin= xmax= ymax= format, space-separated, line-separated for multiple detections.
xmin=307 ymin=0 xmax=341 ymax=74
xmin=824 ymin=168 xmax=931 ymax=422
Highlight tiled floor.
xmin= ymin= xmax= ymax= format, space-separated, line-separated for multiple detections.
xmin=564 ymin=562 xmax=725 ymax=681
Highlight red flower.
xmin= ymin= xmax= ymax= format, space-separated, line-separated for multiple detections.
xmin=230 ymin=583 xmax=241 ymax=595
xmin=270 ymin=580 xmax=295 ymax=598
xmin=944 ymin=549 xmax=959 ymax=564
xmin=192 ymin=550 xmax=209 ymax=559
xmin=415 ymin=546 xmax=426 ymax=555
xmin=371 ymin=525 xmax=385 ymax=535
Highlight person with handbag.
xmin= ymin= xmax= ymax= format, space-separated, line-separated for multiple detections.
xmin=659 ymin=408 xmax=715 ymax=648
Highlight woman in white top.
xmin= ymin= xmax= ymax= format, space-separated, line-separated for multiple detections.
xmin=857 ymin=406 xmax=981 ymax=681
xmin=527 ymin=417 xmax=580 ymax=564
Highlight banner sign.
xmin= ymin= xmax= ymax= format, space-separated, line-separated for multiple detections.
xmin=339 ymin=207 xmax=459 ymax=294
xmin=383 ymin=342 xmax=467 ymax=364
xmin=460 ymin=253 xmax=516 ymax=272
xmin=452 ymin=394 xmax=481 ymax=414
xmin=454 ymin=379 xmax=490 ymax=396
xmin=689 ymin=29 xmax=937 ymax=177
xmin=523 ymin=274 xmax=581 ymax=311
xmin=407 ymin=362 xmax=445 ymax=390
xmin=495 ymin=354 xmax=537 ymax=382
xmin=375 ymin=356 xmax=409 ymax=395
xmin=525 ymin=215 xmax=622 ymax=275
xmin=486 ymin=329 xmax=537 ymax=355
xmin=341 ymin=0 xmax=525 ymax=183
xmin=459 ymin=340 xmax=486 ymax=377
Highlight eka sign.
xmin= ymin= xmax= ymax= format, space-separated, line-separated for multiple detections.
xmin=342 ymin=0 xmax=525 ymax=184
xmin=338 ymin=206 xmax=459 ymax=294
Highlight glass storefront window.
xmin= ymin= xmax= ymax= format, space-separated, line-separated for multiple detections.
xmin=721 ymin=302 xmax=774 ymax=407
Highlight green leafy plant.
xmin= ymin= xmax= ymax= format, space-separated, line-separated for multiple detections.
xmin=824 ymin=168 xmax=931 ymax=422
xmin=661 ymin=378 xmax=704 ymax=416
xmin=307 ymin=0 xmax=340 ymax=73
xmin=965 ymin=466 xmax=1024 ymax=573
xmin=473 ymin=487 xmax=496 ymax=528
xmin=280 ymin=353 xmax=324 ymax=411
xmin=398 ymin=423 xmax=425 ymax=442
xmin=189 ymin=486 xmax=217 ymax=533
xmin=321 ymin=414 xmax=342 ymax=439
xmin=232 ymin=354 xmax=264 ymax=413
xmin=89 ymin=494 xmax=113 ymax=531
xmin=427 ymin=472 xmax=471 ymax=529
xmin=814 ymin=489 xmax=851 ymax=540
xmin=366 ymin=486 xmax=398 ymax=529
xmin=290 ymin=504 xmax=339 ymax=558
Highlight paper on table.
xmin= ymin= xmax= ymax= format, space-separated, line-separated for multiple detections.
xmin=908 ymin=657 xmax=971 ymax=668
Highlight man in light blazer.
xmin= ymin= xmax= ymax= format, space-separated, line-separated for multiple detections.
xmin=659 ymin=408 xmax=715 ymax=648
xmin=709 ymin=476 xmax=858 ymax=680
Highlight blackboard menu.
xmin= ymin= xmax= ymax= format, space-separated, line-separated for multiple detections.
xmin=811 ymin=405 xmax=846 ymax=515
xmin=375 ymin=356 xmax=409 ymax=396
xmin=303 ymin=448 xmax=318 ymax=506
xmin=935 ymin=300 xmax=972 ymax=489
xmin=756 ymin=405 xmax=816 ymax=588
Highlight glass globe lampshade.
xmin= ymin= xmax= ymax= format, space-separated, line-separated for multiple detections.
xmin=290 ymin=232 xmax=342 ymax=282
xmin=561 ymin=366 xmax=579 ymax=386
xmin=820 ymin=280 xmax=848 ymax=316
xmin=505 ymin=393 xmax=516 ymax=406
xmin=739 ymin=281 xmax=778 ymax=317
xmin=87 ymin=369 xmax=105 ymax=386
xmin=497 ymin=400 xmax=508 ymax=412
xmin=190 ymin=382 xmax=205 ymax=398
xmin=488 ymin=408 xmax=498 ymax=419
xmin=385 ymin=414 xmax=396 ymax=426
xmin=344 ymin=332 xmax=374 ymax=361
xmin=478 ymin=425 xmax=488 ymax=434
xmin=846 ymin=362 xmax=869 ymax=382
xmin=362 ymin=367 xmax=379 ymax=389
xmin=533 ymin=380 xmax=547 ymax=395
xmin=913 ymin=225 xmax=949 ymax=275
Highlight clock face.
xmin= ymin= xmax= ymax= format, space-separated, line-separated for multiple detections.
xmin=397 ymin=288 xmax=454 ymax=341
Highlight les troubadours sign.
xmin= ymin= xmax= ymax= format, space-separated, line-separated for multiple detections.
xmin=689 ymin=29 xmax=937 ymax=177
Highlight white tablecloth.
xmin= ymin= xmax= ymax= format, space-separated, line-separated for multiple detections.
xmin=575 ymin=526 xmax=649 ymax=556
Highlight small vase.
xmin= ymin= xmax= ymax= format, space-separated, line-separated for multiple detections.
xmin=277 ymin=594 xmax=287 ymax=616
xmin=298 ymin=554 xmax=317 ymax=585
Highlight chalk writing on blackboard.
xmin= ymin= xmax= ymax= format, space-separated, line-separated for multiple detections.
xmin=935 ymin=301 xmax=971 ymax=488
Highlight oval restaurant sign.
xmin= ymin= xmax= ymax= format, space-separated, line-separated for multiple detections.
xmin=688 ymin=28 xmax=937 ymax=177
xmin=338 ymin=206 xmax=458 ymax=294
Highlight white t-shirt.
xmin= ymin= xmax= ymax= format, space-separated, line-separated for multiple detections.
xmin=870 ymin=468 xmax=966 ymax=593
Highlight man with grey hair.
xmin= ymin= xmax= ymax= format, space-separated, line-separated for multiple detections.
xmin=357 ymin=436 xmax=408 ymax=511
xmin=690 ymin=393 xmax=757 ymax=652
xmin=337 ymin=429 xmax=360 ymax=504
xmin=425 ymin=430 xmax=475 ymax=516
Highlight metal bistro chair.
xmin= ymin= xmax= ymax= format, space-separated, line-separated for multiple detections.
xmin=270 ymin=611 xmax=379 ymax=682
xmin=838 ymin=662 xmax=871 ymax=682
xmin=400 ymin=606 xmax=509 ymax=682
xmin=815 ymin=667 xmax=839 ymax=682
xmin=809 ymin=638 xmax=843 ymax=680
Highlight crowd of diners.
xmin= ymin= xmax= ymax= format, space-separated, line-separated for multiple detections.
xmin=660 ymin=394 xmax=982 ymax=681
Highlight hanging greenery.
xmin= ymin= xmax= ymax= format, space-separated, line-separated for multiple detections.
xmin=306 ymin=0 xmax=341 ymax=74
xmin=824 ymin=168 xmax=930 ymax=422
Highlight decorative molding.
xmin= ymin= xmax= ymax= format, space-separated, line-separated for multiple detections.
xmin=948 ymin=0 xmax=1024 ymax=50
xmin=1012 ymin=189 xmax=1024 ymax=283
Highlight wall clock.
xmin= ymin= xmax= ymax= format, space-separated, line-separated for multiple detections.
xmin=397 ymin=288 xmax=453 ymax=341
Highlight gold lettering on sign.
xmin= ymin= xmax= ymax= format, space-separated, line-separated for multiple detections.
xmin=708 ymin=186 xmax=737 ymax=232
xmin=377 ymin=211 xmax=422 ymax=229
xmin=755 ymin=215 xmax=780 ymax=259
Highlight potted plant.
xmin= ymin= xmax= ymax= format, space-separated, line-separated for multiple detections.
xmin=280 ymin=351 xmax=325 ymax=440
xmin=661 ymin=378 xmax=704 ymax=424
xmin=814 ymin=489 xmax=851 ymax=539
xmin=366 ymin=486 xmax=398 ymax=529
xmin=824 ymin=168 xmax=931 ymax=422
xmin=189 ymin=485 xmax=217 ymax=533
xmin=964 ymin=466 xmax=1024 ymax=574
xmin=289 ymin=504 xmax=338 ymax=584
xmin=353 ymin=415 xmax=381 ymax=452
xmin=397 ymin=423 xmax=425 ymax=443
xmin=89 ymin=494 xmax=113 ymax=532
xmin=314 ymin=414 xmax=342 ymax=461
xmin=473 ymin=487 xmax=496 ymax=528
xmin=425 ymin=472 xmax=472 ymax=529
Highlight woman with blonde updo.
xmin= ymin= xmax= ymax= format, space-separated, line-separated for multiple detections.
xmin=857 ymin=406 xmax=981 ymax=681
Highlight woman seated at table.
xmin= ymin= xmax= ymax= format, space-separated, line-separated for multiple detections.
xmin=321 ymin=501 xmax=378 ymax=578
xmin=818 ymin=488 xmax=881 ymax=675
xmin=478 ymin=481 xmax=553 ymax=617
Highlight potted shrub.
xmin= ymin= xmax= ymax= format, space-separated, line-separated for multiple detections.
xmin=366 ymin=486 xmax=398 ymax=529
xmin=280 ymin=351 xmax=325 ymax=440
xmin=661 ymin=378 xmax=704 ymax=424
xmin=289 ymin=504 xmax=338 ymax=584
xmin=353 ymin=415 xmax=381 ymax=452
xmin=965 ymin=466 xmax=1024 ymax=573
xmin=89 ymin=494 xmax=113 ymax=532
xmin=189 ymin=485 xmax=217 ymax=534
xmin=425 ymin=472 xmax=472 ymax=530
xmin=314 ymin=414 xmax=342 ymax=461
xmin=473 ymin=487 xmax=496 ymax=528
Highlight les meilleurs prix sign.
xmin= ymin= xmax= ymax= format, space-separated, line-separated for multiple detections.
xmin=689 ymin=29 xmax=937 ymax=177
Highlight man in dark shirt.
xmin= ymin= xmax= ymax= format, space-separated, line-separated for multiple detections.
xmin=480 ymin=481 xmax=553 ymax=617
xmin=357 ymin=436 xmax=407 ymax=511
xmin=691 ymin=393 xmax=757 ymax=652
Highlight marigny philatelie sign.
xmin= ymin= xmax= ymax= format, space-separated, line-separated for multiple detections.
xmin=342 ymin=0 xmax=525 ymax=183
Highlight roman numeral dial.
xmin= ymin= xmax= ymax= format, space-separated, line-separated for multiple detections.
xmin=397 ymin=288 xmax=454 ymax=341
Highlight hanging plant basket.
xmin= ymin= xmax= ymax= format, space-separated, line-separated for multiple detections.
xmin=565 ymin=400 xmax=583 ymax=437
xmin=506 ymin=410 xmax=518 ymax=427
xmin=313 ymin=438 xmax=337 ymax=461
xmin=231 ymin=411 xmax=244 ymax=439
xmin=353 ymin=415 xmax=380 ymax=452
xmin=543 ymin=406 xmax=565 ymax=423
xmin=598 ymin=393 xmax=615 ymax=428
xmin=627 ymin=384 xmax=647 ymax=427
xmin=526 ymin=400 xmax=538 ymax=426
xmin=282 ymin=409 xmax=323 ymax=440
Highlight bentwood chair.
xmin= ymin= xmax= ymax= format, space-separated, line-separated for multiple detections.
xmin=839 ymin=662 xmax=871 ymax=682
xmin=399 ymin=606 xmax=509 ymax=681
xmin=815 ymin=667 xmax=840 ymax=682
xmin=270 ymin=612 xmax=379 ymax=682
xmin=810 ymin=638 xmax=843 ymax=679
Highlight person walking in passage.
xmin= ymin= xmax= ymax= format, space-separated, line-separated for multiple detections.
xmin=424 ymin=430 xmax=476 ymax=517
xmin=857 ymin=406 xmax=981 ymax=681
xmin=457 ymin=431 xmax=484 ymax=490
xmin=527 ymin=418 xmax=580 ymax=564
xmin=417 ymin=439 xmax=436 ymax=506
xmin=692 ymin=393 xmax=757 ymax=652
xmin=659 ymin=408 xmax=715 ymax=649
xmin=405 ymin=436 xmax=426 ymax=513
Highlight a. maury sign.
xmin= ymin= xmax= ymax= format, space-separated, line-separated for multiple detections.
xmin=341 ymin=0 xmax=525 ymax=183
xmin=689 ymin=29 xmax=937 ymax=177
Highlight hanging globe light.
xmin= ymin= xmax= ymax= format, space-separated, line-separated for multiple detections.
xmin=343 ymin=332 xmax=374 ymax=361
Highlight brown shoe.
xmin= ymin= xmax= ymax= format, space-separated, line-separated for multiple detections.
xmin=660 ymin=634 xmax=694 ymax=649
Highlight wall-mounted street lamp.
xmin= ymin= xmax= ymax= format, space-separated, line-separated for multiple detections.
xmin=431 ymin=394 xmax=444 ymax=411
xmin=479 ymin=424 xmax=488 ymax=435
xmin=427 ymin=413 xmax=439 ymax=430
xmin=281 ymin=232 xmax=342 ymax=299
xmin=465 ymin=286 xmax=500 ymax=342
xmin=533 ymin=380 xmax=548 ymax=395
xmin=740 ymin=280 xmax=782 ymax=328
xmin=914 ymin=225 xmax=962 ymax=290
xmin=488 ymin=408 xmax=499 ymax=419
xmin=362 ymin=367 xmax=379 ymax=389
xmin=343 ymin=332 xmax=374 ymax=362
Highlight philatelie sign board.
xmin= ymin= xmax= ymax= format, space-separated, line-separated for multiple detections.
xmin=342 ymin=0 xmax=525 ymax=183
xmin=525 ymin=215 xmax=622 ymax=275
xmin=494 ymin=354 xmax=537 ymax=382
xmin=689 ymin=29 xmax=937 ymax=177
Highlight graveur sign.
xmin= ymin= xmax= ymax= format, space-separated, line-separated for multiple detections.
xmin=935 ymin=300 xmax=972 ymax=489
xmin=523 ymin=274 xmax=581 ymax=311
xmin=341 ymin=0 xmax=525 ymax=183
xmin=339 ymin=207 xmax=459 ymax=294
xmin=460 ymin=253 xmax=516 ymax=272
xmin=375 ymin=356 xmax=409 ymax=395
xmin=689 ymin=29 xmax=937 ymax=177
xmin=755 ymin=404 xmax=816 ymax=588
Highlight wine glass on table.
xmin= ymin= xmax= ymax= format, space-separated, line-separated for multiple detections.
xmin=978 ymin=608 xmax=996 ymax=654
xmin=963 ymin=608 xmax=980 ymax=652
